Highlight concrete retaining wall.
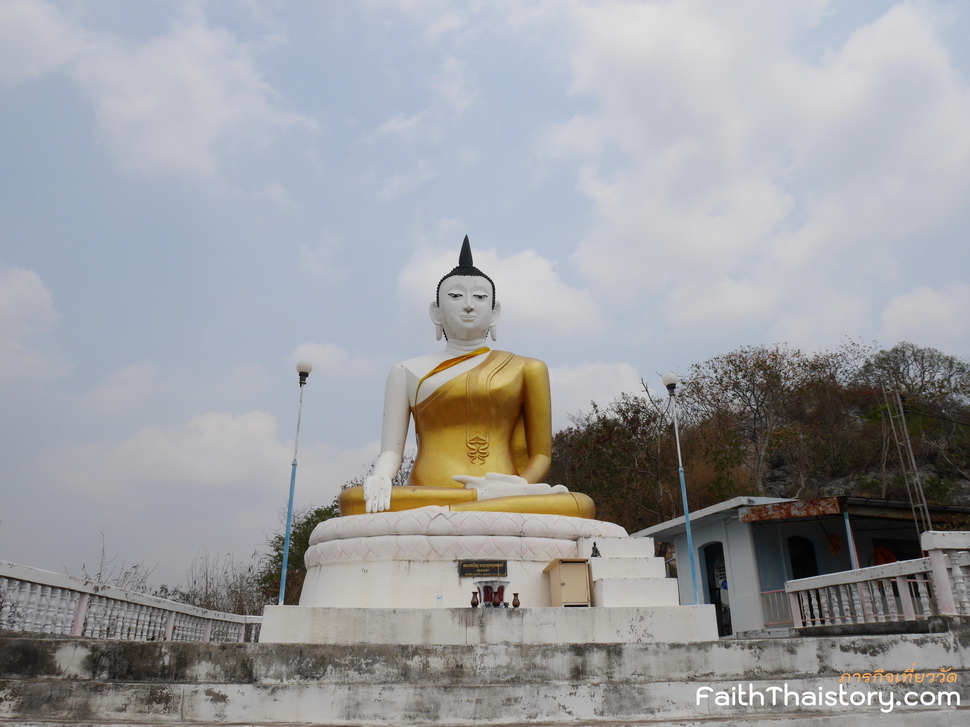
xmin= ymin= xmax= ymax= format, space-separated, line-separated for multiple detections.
xmin=2 ymin=618 xmax=970 ymax=725
xmin=259 ymin=605 xmax=719 ymax=644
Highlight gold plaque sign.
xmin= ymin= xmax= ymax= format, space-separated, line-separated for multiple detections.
xmin=458 ymin=560 xmax=508 ymax=578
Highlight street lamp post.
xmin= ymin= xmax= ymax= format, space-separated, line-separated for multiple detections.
xmin=663 ymin=372 xmax=701 ymax=605
xmin=279 ymin=360 xmax=313 ymax=606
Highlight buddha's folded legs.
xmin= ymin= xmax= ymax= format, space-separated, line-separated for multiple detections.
xmin=339 ymin=485 xmax=476 ymax=516
xmin=449 ymin=491 xmax=595 ymax=519
xmin=338 ymin=485 xmax=595 ymax=519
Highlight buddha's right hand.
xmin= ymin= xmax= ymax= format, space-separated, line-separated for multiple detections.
xmin=452 ymin=473 xmax=568 ymax=500
xmin=364 ymin=474 xmax=392 ymax=513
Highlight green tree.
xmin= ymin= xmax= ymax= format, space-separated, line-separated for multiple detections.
xmin=155 ymin=550 xmax=267 ymax=615
xmin=764 ymin=345 xmax=876 ymax=492
xmin=551 ymin=392 xmax=679 ymax=532
xmin=683 ymin=344 xmax=810 ymax=495
xmin=260 ymin=499 xmax=341 ymax=605
xmin=856 ymin=341 xmax=970 ymax=404
xmin=259 ymin=455 xmax=415 ymax=605
xmin=854 ymin=342 xmax=970 ymax=487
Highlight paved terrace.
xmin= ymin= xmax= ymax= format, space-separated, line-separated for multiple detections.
xmin=3 ymin=530 xmax=970 ymax=726
xmin=2 ymin=616 xmax=969 ymax=726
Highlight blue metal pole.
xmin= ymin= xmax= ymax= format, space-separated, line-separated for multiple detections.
xmin=279 ymin=378 xmax=307 ymax=606
xmin=671 ymin=394 xmax=701 ymax=605
xmin=279 ymin=457 xmax=299 ymax=605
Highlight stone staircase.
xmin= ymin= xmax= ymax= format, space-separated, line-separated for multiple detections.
xmin=578 ymin=536 xmax=680 ymax=608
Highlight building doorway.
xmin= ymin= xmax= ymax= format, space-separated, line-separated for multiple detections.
xmin=700 ymin=541 xmax=732 ymax=636
xmin=788 ymin=536 xmax=820 ymax=580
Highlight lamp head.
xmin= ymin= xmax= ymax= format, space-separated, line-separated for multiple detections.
xmin=296 ymin=360 xmax=313 ymax=386
xmin=662 ymin=372 xmax=679 ymax=396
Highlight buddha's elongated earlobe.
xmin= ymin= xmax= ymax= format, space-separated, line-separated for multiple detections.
xmin=488 ymin=300 xmax=501 ymax=342
xmin=430 ymin=301 xmax=445 ymax=341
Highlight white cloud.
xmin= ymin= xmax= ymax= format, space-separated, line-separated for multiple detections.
xmin=399 ymin=245 xmax=602 ymax=340
xmin=431 ymin=56 xmax=475 ymax=113
xmin=256 ymin=180 xmax=298 ymax=210
xmin=664 ymin=276 xmax=783 ymax=331
xmin=298 ymin=234 xmax=345 ymax=279
xmin=371 ymin=111 xmax=430 ymax=142
xmin=0 ymin=264 xmax=67 ymax=383
xmin=1 ymin=2 xmax=317 ymax=178
xmin=380 ymin=0 xmax=468 ymax=41
xmin=549 ymin=361 xmax=642 ymax=429
xmin=540 ymin=1 xmax=970 ymax=345
xmin=44 ymin=407 xmax=376 ymax=505
xmin=27 ymin=412 xmax=380 ymax=584
xmin=779 ymin=5 xmax=970 ymax=244
xmin=0 ymin=265 xmax=56 ymax=333
xmin=48 ymin=411 xmax=286 ymax=494
xmin=0 ymin=0 xmax=82 ymax=86
xmin=71 ymin=15 xmax=316 ymax=178
xmin=768 ymin=290 xmax=873 ymax=355
xmin=552 ymin=2 xmax=810 ymax=305
xmin=368 ymin=55 xmax=476 ymax=144
xmin=879 ymin=283 xmax=970 ymax=356
xmin=378 ymin=160 xmax=437 ymax=200
xmin=81 ymin=361 xmax=161 ymax=414
xmin=288 ymin=343 xmax=381 ymax=380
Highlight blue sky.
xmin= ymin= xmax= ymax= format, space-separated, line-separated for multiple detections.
xmin=2 ymin=0 xmax=969 ymax=587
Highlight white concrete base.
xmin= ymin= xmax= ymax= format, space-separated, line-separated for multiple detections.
xmin=259 ymin=604 xmax=720 ymax=644
xmin=300 ymin=557 xmax=558 ymax=608
xmin=279 ymin=510 xmax=715 ymax=645
xmin=299 ymin=509 xmax=632 ymax=609
xmin=588 ymin=556 xmax=667 ymax=580
xmin=592 ymin=577 xmax=680 ymax=607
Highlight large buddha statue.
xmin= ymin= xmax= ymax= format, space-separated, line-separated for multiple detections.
xmin=338 ymin=237 xmax=595 ymax=519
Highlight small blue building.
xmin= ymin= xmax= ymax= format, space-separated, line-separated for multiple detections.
xmin=635 ymin=495 xmax=970 ymax=636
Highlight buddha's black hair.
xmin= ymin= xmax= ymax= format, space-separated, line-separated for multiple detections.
xmin=435 ymin=235 xmax=496 ymax=309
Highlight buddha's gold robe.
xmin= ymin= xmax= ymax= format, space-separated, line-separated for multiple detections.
xmin=410 ymin=350 xmax=549 ymax=487
xmin=339 ymin=351 xmax=594 ymax=518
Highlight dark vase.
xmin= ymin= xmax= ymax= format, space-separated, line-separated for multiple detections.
xmin=471 ymin=590 xmax=479 ymax=608
xmin=512 ymin=593 xmax=520 ymax=608
xmin=492 ymin=590 xmax=502 ymax=608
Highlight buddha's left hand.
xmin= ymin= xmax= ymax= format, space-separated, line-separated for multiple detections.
xmin=452 ymin=473 xmax=568 ymax=501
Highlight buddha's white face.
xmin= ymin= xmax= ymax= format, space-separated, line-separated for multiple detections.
xmin=430 ymin=275 xmax=500 ymax=342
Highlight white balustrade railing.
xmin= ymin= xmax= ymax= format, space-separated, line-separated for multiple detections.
xmin=760 ymin=588 xmax=795 ymax=628
xmin=0 ymin=561 xmax=261 ymax=642
xmin=785 ymin=530 xmax=970 ymax=630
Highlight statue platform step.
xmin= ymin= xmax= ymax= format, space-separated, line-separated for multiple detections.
xmin=592 ymin=577 xmax=680 ymax=607
xmin=579 ymin=535 xmax=654 ymax=558
xmin=260 ymin=604 xmax=717 ymax=645
xmin=588 ymin=555 xmax=667 ymax=580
